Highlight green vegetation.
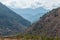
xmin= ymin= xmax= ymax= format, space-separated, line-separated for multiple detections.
xmin=14 ymin=34 xmax=60 ymax=40
xmin=0 ymin=34 xmax=60 ymax=40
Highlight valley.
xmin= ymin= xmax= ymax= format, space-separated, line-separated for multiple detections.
xmin=0 ymin=1 xmax=60 ymax=40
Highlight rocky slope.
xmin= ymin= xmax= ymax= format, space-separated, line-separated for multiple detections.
xmin=27 ymin=7 xmax=60 ymax=37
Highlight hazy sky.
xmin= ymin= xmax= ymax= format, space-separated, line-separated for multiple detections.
xmin=0 ymin=0 xmax=60 ymax=22
xmin=0 ymin=0 xmax=60 ymax=10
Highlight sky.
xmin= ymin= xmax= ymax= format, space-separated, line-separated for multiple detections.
xmin=0 ymin=0 xmax=60 ymax=22
xmin=0 ymin=0 xmax=60 ymax=10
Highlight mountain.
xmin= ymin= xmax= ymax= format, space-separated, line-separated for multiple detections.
xmin=10 ymin=7 xmax=48 ymax=23
xmin=26 ymin=7 xmax=60 ymax=37
xmin=0 ymin=3 xmax=31 ymax=36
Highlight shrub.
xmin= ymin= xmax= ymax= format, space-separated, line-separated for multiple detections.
xmin=54 ymin=13 xmax=58 ymax=17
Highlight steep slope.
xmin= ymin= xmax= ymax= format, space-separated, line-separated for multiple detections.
xmin=27 ymin=7 xmax=60 ymax=37
xmin=0 ymin=3 xmax=31 ymax=36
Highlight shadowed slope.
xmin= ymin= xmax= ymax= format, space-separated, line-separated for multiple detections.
xmin=0 ymin=3 xmax=31 ymax=36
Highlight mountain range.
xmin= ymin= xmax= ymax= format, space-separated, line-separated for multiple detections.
xmin=10 ymin=7 xmax=48 ymax=23
xmin=1 ymin=2 xmax=60 ymax=37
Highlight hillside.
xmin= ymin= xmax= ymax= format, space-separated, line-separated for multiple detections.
xmin=26 ymin=7 xmax=60 ymax=37
xmin=0 ymin=3 xmax=31 ymax=36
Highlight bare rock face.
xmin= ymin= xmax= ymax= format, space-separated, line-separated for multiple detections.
xmin=27 ymin=7 xmax=60 ymax=37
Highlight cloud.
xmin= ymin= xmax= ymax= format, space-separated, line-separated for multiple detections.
xmin=0 ymin=0 xmax=60 ymax=10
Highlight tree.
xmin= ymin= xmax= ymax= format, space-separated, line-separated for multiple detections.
xmin=54 ymin=13 xmax=58 ymax=17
